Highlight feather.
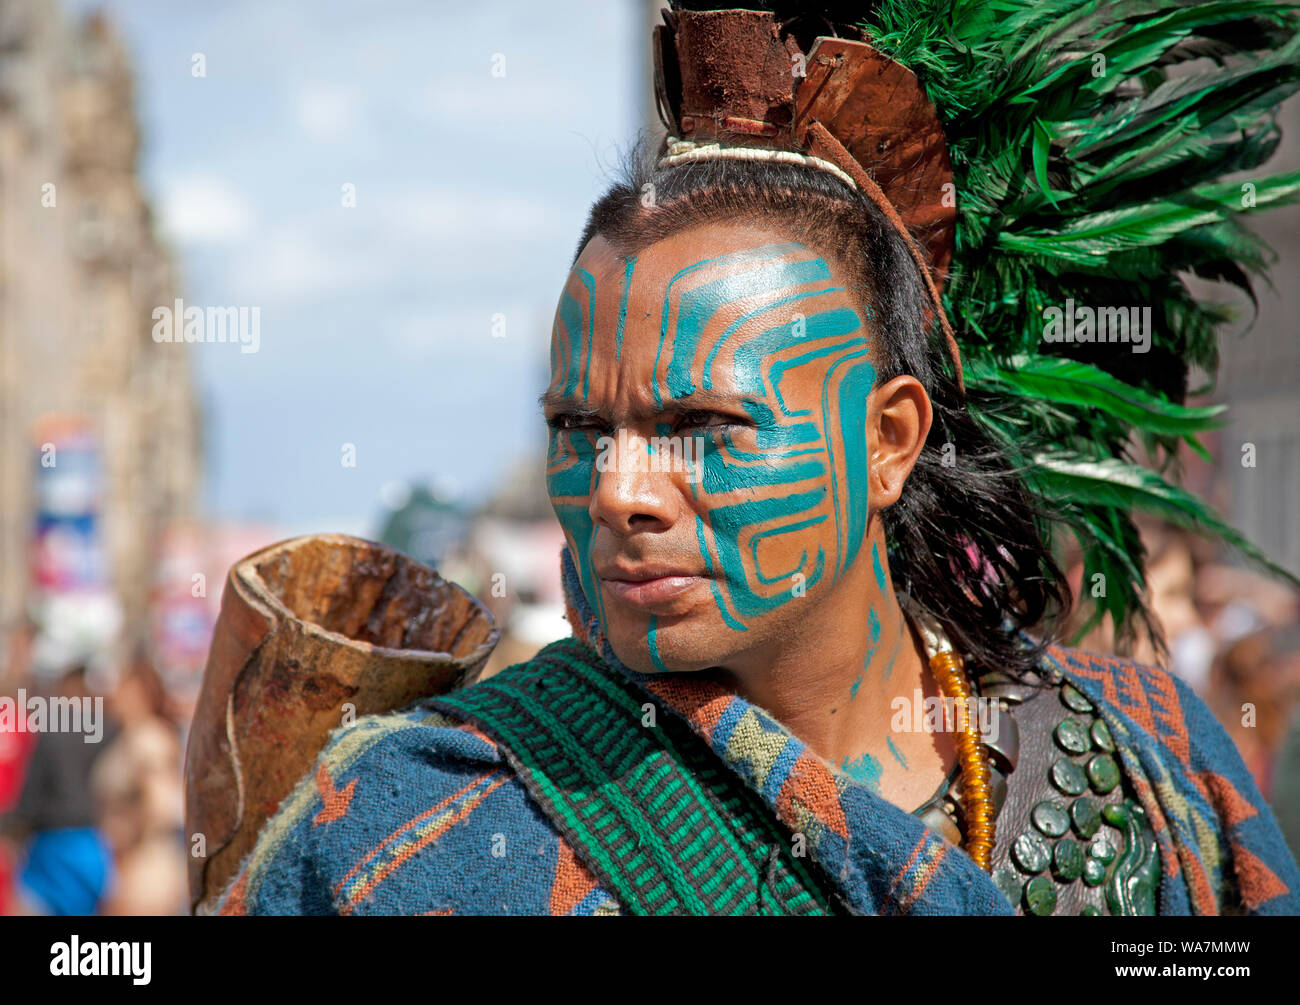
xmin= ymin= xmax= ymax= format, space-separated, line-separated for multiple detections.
xmin=860 ymin=0 xmax=1300 ymax=647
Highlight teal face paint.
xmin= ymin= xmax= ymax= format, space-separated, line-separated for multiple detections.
xmin=547 ymin=425 xmax=605 ymax=632
xmin=614 ymin=256 xmax=636 ymax=360
xmin=840 ymin=752 xmax=883 ymax=794
xmin=850 ymin=605 xmax=885 ymax=700
xmin=545 ymin=240 xmax=879 ymax=659
xmin=670 ymin=248 xmax=875 ymax=624
xmin=553 ymin=268 xmax=596 ymax=399
xmin=872 ymin=541 xmax=887 ymax=592
xmin=881 ymin=618 xmax=905 ymax=683
xmin=647 ymin=616 xmax=668 ymax=672
xmin=886 ymin=736 xmax=908 ymax=771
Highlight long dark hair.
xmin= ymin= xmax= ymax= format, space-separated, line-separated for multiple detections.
xmin=573 ymin=138 xmax=1070 ymax=677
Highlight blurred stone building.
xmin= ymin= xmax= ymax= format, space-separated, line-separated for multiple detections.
xmin=0 ymin=1 xmax=200 ymax=667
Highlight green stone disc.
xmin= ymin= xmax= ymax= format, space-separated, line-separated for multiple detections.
xmin=1083 ymin=857 xmax=1106 ymax=887
xmin=1051 ymin=758 xmax=1088 ymax=796
xmin=1024 ymin=875 xmax=1058 ymax=916
xmin=1087 ymin=753 xmax=1120 ymax=794
xmin=993 ymin=868 xmax=1022 ymax=905
xmin=1089 ymin=831 xmax=1118 ymax=865
xmin=1053 ymin=838 xmax=1085 ymax=882
xmin=1071 ymin=797 xmax=1102 ymax=839
xmin=1013 ymin=832 xmax=1052 ymax=874
xmin=1090 ymin=718 xmax=1115 ymax=753
xmin=1032 ymin=800 xmax=1070 ymax=838
xmin=1054 ymin=718 xmax=1091 ymax=754
xmin=1061 ymin=683 xmax=1094 ymax=714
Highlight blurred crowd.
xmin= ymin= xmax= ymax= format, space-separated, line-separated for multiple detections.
xmin=0 ymin=627 xmax=190 ymax=915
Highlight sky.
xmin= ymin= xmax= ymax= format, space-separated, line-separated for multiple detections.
xmin=63 ymin=0 xmax=643 ymax=536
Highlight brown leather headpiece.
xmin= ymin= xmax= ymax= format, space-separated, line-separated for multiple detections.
xmin=652 ymin=7 xmax=963 ymax=388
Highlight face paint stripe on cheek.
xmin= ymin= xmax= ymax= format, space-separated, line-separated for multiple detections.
xmin=695 ymin=514 xmax=747 ymax=632
xmin=820 ymin=348 xmax=876 ymax=580
xmin=748 ymin=514 xmax=828 ymax=584
xmin=547 ymin=428 xmax=606 ymax=632
xmin=701 ymin=446 xmax=826 ymax=495
xmin=706 ymin=491 xmax=829 ymax=618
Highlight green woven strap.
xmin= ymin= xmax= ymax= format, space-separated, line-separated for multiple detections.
xmin=431 ymin=637 xmax=840 ymax=916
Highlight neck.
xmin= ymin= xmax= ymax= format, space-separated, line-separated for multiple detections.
xmin=717 ymin=529 xmax=957 ymax=812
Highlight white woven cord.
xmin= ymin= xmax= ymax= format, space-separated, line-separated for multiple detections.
xmin=657 ymin=136 xmax=859 ymax=190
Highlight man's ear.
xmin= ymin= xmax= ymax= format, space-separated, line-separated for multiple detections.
xmin=867 ymin=375 xmax=933 ymax=510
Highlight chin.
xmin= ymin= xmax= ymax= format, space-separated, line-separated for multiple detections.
xmin=605 ymin=614 xmax=738 ymax=675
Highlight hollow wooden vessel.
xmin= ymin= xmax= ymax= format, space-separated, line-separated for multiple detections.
xmin=183 ymin=534 xmax=499 ymax=914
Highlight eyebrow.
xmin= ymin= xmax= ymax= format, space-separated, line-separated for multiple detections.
xmin=539 ymin=387 xmax=749 ymax=419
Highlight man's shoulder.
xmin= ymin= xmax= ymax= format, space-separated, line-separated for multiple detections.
xmin=994 ymin=641 xmax=1300 ymax=914
xmin=324 ymin=700 xmax=512 ymax=776
xmin=1038 ymin=643 xmax=1213 ymax=749
xmin=1044 ymin=642 xmax=1300 ymax=906
xmin=217 ymin=699 xmax=613 ymax=915
xmin=1035 ymin=642 xmax=1250 ymax=778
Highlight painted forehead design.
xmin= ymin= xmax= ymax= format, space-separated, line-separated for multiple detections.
xmin=549 ymin=241 xmax=866 ymax=408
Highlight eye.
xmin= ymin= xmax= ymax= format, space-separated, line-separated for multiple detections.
xmin=547 ymin=412 xmax=603 ymax=433
xmin=674 ymin=410 xmax=741 ymax=433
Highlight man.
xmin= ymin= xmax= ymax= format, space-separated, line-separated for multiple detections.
xmin=215 ymin=217 xmax=1298 ymax=915
xmin=210 ymin=2 xmax=1300 ymax=915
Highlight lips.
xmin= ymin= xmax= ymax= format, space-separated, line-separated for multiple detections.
xmin=597 ymin=563 xmax=709 ymax=607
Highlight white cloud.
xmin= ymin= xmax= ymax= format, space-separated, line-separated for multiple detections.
xmin=228 ymin=225 xmax=389 ymax=301
xmin=294 ymin=82 xmax=361 ymax=143
xmin=159 ymin=175 xmax=256 ymax=246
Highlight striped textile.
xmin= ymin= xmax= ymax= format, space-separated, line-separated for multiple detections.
xmin=429 ymin=637 xmax=841 ymax=915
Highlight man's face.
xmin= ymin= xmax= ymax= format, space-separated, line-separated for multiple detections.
xmin=544 ymin=224 xmax=880 ymax=674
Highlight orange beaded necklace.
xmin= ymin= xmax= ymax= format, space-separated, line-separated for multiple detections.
xmin=913 ymin=614 xmax=998 ymax=872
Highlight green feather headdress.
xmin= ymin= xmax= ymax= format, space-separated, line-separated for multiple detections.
xmin=673 ymin=0 xmax=1300 ymax=651
xmin=864 ymin=0 xmax=1300 ymax=648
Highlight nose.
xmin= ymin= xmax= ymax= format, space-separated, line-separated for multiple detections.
xmin=589 ymin=428 xmax=678 ymax=535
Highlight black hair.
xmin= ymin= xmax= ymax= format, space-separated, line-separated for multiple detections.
xmin=571 ymin=137 xmax=1070 ymax=678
